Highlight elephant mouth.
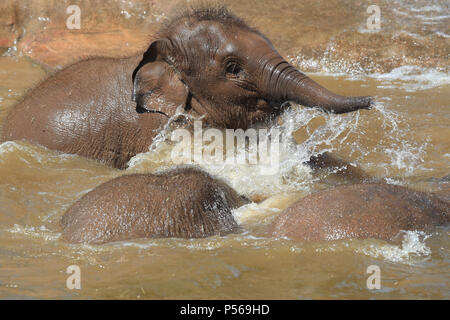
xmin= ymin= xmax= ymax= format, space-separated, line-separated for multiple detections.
xmin=240 ymin=99 xmax=292 ymax=127
xmin=135 ymin=93 xmax=170 ymax=118
xmin=136 ymin=104 xmax=168 ymax=116
xmin=257 ymin=99 xmax=291 ymax=118
xmin=271 ymin=101 xmax=292 ymax=114
xmin=135 ymin=94 xmax=292 ymax=128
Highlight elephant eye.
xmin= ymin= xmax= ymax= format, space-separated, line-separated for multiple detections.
xmin=225 ymin=61 xmax=242 ymax=76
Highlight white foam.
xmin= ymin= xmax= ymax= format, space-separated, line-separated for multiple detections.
xmin=0 ymin=141 xmax=85 ymax=173
xmin=232 ymin=202 xmax=280 ymax=225
xmin=305 ymin=65 xmax=450 ymax=92
xmin=435 ymin=31 xmax=450 ymax=38
xmin=359 ymin=231 xmax=432 ymax=264
xmin=408 ymin=5 xmax=443 ymax=13
xmin=0 ymin=140 xmax=28 ymax=154
xmin=368 ymin=66 xmax=450 ymax=91
xmin=6 ymin=224 xmax=61 ymax=241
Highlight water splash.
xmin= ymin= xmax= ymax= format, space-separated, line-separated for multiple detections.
xmin=283 ymin=101 xmax=429 ymax=178
xmin=232 ymin=202 xmax=281 ymax=225
xmin=371 ymin=103 xmax=429 ymax=176
xmin=127 ymin=99 xmax=428 ymax=197
xmin=369 ymin=66 xmax=450 ymax=92
xmin=127 ymin=109 xmax=196 ymax=169
xmin=359 ymin=231 xmax=432 ymax=264
xmin=5 ymin=224 xmax=61 ymax=241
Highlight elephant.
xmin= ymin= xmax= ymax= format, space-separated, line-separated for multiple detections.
xmin=62 ymin=176 xmax=450 ymax=244
xmin=269 ymin=183 xmax=450 ymax=242
xmin=1 ymin=6 xmax=372 ymax=169
xmin=61 ymin=167 xmax=248 ymax=244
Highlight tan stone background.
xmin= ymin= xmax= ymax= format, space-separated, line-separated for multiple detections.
xmin=0 ymin=0 xmax=448 ymax=72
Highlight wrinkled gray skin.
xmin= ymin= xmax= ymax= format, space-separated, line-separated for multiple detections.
xmin=1 ymin=7 xmax=372 ymax=169
xmin=270 ymin=183 xmax=450 ymax=242
xmin=61 ymin=167 xmax=248 ymax=244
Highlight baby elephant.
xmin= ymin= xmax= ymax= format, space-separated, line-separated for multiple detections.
xmin=2 ymin=6 xmax=372 ymax=169
xmin=270 ymin=183 xmax=450 ymax=242
xmin=61 ymin=167 xmax=248 ymax=244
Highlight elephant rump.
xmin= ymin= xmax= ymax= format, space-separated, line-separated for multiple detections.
xmin=60 ymin=167 xmax=248 ymax=244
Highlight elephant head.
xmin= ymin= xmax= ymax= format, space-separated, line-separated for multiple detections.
xmin=132 ymin=7 xmax=372 ymax=129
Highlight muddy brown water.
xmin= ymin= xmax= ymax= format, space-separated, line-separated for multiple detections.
xmin=0 ymin=0 xmax=449 ymax=299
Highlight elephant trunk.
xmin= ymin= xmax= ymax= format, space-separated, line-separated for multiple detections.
xmin=266 ymin=61 xmax=372 ymax=114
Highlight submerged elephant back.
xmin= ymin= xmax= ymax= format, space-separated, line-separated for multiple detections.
xmin=1 ymin=55 xmax=166 ymax=168
xmin=61 ymin=167 xmax=247 ymax=244
xmin=2 ymin=57 xmax=132 ymax=141
xmin=270 ymin=183 xmax=450 ymax=242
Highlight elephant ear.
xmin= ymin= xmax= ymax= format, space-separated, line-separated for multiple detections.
xmin=132 ymin=40 xmax=189 ymax=117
